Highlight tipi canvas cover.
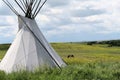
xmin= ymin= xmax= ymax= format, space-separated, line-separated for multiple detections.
xmin=0 ymin=0 xmax=66 ymax=73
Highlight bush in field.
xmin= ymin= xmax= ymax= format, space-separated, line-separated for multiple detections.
xmin=87 ymin=41 xmax=97 ymax=45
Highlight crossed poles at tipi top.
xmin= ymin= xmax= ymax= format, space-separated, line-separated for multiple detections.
xmin=2 ymin=0 xmax=47 ymax=19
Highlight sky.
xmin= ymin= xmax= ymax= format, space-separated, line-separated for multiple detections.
xmin=0 ymin=0 xmax=120 ymax=43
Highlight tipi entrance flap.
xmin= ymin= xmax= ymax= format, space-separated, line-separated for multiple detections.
xmin=19 ymin=16 xmax=66 ymax=67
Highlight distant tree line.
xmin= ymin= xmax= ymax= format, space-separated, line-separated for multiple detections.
xmin=0 ymin=44 xmax=10 ymax=50
xmin=87 ymin=40 xmax=120 ymax=47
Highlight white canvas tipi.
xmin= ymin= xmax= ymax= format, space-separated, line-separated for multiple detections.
xmin=0 ymin=0 xmax=66 ymax=73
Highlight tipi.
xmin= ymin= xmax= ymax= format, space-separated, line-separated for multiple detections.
xmin=0 ymin=0 xmax=66 ymax=73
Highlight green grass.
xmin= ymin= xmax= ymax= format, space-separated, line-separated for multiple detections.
xmin=0 ymin=62 xmax=120 ymax=80
xmin=0 ymin=44 xmax=9 ymax=59
xmin=0 ymin=43 xmax=120 ymax=80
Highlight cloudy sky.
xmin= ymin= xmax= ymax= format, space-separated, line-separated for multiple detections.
xmin=0 ymin=0 xmax=120 ymax=43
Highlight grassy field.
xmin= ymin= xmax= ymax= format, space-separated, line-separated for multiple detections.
xmin=52 ymin=43 xmax=120 ymax=64
xmin=0 ymin=43 xmax=120 ymax=80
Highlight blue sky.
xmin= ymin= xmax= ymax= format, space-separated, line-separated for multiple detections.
xmin=0 ymin=0 xmax=120 ymax=43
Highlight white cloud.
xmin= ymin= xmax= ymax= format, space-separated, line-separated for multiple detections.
xmin=0 ymin=0 xmax=120 ymax=43
xmin=0 ymin=16 xmax=17 ymax=37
